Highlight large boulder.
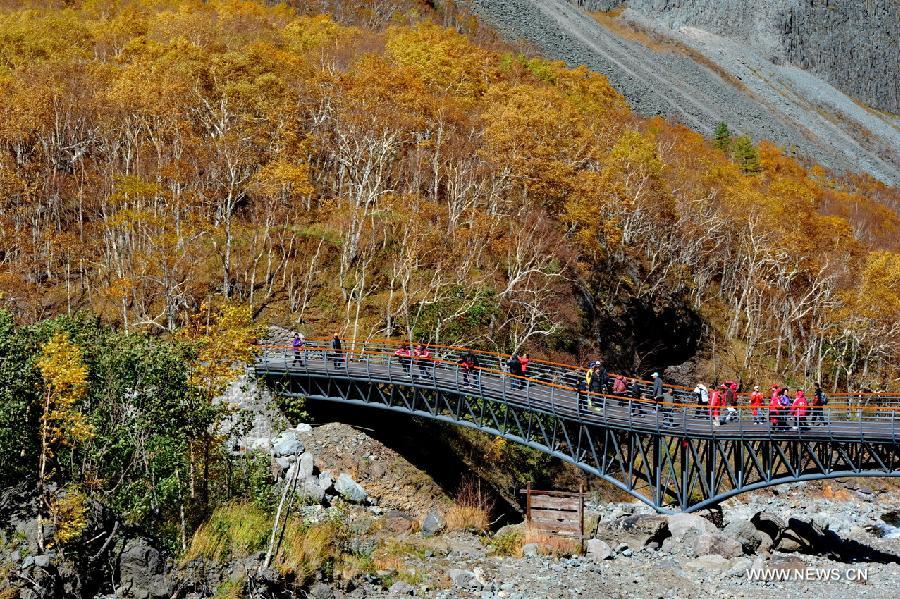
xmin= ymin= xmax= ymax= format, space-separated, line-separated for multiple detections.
xmin=117 ymin=539 xmax=173 ymax=599
xmin=775 ymin=517 xmax=829 ymax=554
xmin=750 ymin=511 xmax=786 ymax=544
xmin=272 ymin=431 xmax=303 ymax=457
xmin=585 ymin=539 xmax=614 ymax=561
xmin=667 ymin=513 xmax=717 ymax=540
xmin=421 ymin=510 xmax=446 ymax=536
xmin=334 ymin=473 xmax=367 ymax=503
xmin=693 ymin=532 xmax=743 ymax=559
xmin=297 ymin=476 xmax=326 ymax=503
xmin=723 ymin=520 xmax=771 ymax=555
xmin=597 ymin=514 xmax=670 ymax=550
xmin=383 ymin=510 xmax=418 ymax=535
xmin=662 ymin=512 xmax=718 ymax=555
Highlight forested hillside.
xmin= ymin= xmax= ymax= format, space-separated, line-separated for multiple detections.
xmin=0 ymin=0 xmax=897 ymax=390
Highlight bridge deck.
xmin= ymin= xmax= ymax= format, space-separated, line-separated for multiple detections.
xmin=256 ymin=347 xmax=899 ymax=444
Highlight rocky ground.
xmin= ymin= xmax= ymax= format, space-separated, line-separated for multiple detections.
xmin=4 ymin=376 xmax=900 ymax=598
xmin=464 ymin=0 xmax=900 ymax=185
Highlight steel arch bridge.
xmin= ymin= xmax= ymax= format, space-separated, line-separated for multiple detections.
xmin=255 ymin=340 xmax=900 ymax=513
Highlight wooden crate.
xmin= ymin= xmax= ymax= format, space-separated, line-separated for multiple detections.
xmin=520 ymin=483 xmax=584 ymax=550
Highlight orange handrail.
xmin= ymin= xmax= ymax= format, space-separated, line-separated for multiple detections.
xmin=260 ymin=344 xmax=900 ymax=413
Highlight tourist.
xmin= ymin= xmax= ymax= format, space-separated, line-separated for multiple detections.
xmin=291 ymin=332 xmax=305 ymax=365
xmin=414 ymin=344 xmax=432 ymax=378
xmin=576 ymin=378 xmax=588 ymax=415
xmin=811 ymin=382 xmax=827 ymax=426
xmin=750 ymin=385 xmax=764 ymax=424
xmin=596 ymin=360 xmax=609 ymax=394
xmin=693 ymin=383 xmax=709 ymax=417
xmin=508 ymin=353 xmax=524 ymax=389
xmin=630 ymin=377 xmax=644 ymax=417
xmin=612 ymin=374 xmax=627 ymax=407
xmin=791 ymin=390 xmax=809 ymax=431
xmin=394 ymin=345 xmax=412 ymax=375
xmin=709 ymin=385 xmax=722 ymax=426
xmin=723 ymin=382 xmax=737 ymax=423
xmin=331 ymin=333 xmax=343 ymax=368
xmin=520 ymin=353 xmax=530 ymax=376
xmin=459 ymin=351 xmax=479 ymax=386
xmin=589 ymin=364 xmax=605 ymax=410
xmin=778 ymin=388 xmax=793 ymax=430
xmin=769 ymin=388 xmax=783 ymax=430
xmin=651 ymin=372 xmax=663 ymax=402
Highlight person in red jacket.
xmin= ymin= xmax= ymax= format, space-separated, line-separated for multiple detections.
xmin=394 ymin=345 xmax=412 ymax=376
xmin=520 ymin=353 xmax=530 ymax=375
xmin=709 ymin=386 xmax=722 ymax=426
xmin=791 ymin=390 xmax=809 ymax=431
xmin=414 ymin=344 xmax=432 ymax=378
xmin=769 ymin=389 xmax=783 ymax=430
xmin=750 ymin=385 xmax=764 ymax=424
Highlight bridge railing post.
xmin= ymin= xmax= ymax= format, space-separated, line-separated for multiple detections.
xmin=550 ymin=385 xmax=555 ymax=415
xmin=576 ymin=386 xmax=581 ymax=420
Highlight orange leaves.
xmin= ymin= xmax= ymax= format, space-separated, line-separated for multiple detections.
xmin=481 ymin=83 xmax=590 ymax=212
xmin=181 ymin=302 xmax=262 ymax=398
xmin=282 ymin=14 xmax=359 ymax=55
xmin=846 ymin=251 xmax=900 ymax=322
xmin=385 ymin=22 xmax=497 ymax=100
xmin=252 ymin=160 xmax=314 ymax=201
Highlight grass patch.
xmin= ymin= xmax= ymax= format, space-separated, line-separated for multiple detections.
xmin=185 ymin=503 xmax=271 ymax=563
xmin=523 ymin=526 xmax=582 ymax=557
xmin=489 ymin=526 xmax=524 ymax=556
xmin=276 ymin=518 xmax=347 ymax=584
xmin=446 ymin=478 xmax=493 ymax=533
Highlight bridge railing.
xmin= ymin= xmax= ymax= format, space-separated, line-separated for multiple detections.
xmin=256 ymin=342 xmax=900 ymax=442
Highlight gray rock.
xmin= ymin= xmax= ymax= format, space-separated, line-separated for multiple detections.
xmin=334 ymin=473 xmax=367 ymax=503
xmin=274 ymin=456 xmax=293 ymax=471
xmin=522 ymin=543 xmax=540 ymax=557
xmin=694 ymin=533 xmax=743 ymax=559
xmin=667 ymin=513 xmax=717 ymax=540
xmin=389 ymin=581 xmax=415 ymax=596
xmin=272 ymin=431 xmax=302 ymax=457
xmin=750 ymin=511 xmax=786 ymax=543
xmin=307 ymin=582 xmax=334 ymax=599
xmin=297 ymin=452 xmax=314 ymax=479
xmin=32 ymin=554 xmax=51 ymax=568
xmin=421 ymin=510 xmax=446 ymax=536
xmin=468 ymin=0 xmax=900 ymax=186
xmin=318 ymin=470 xmax=334 ymax=491
xmin=586 ymin=539 xmax=613 ymax=561
xmin=294 ymin=423 xmax=312 ymax=434
xmin=598 ymin=514 xmax=669 ymax=550
xmin=118 ymin=538 xmax=173 ymax=599
xmin=682 ymin=554 xmax=731 ymax=572
xmin=297 ymin=476 xmax=326 ymax=503
xmin=723 ymin=520 xmax=768 ymax=555
xmin=726 ymin=557 xmax=753 ymax=578
xmin=448 ymin=568 xmax=476 ymax=587
xmin=248 ymin=437 xmax=272 ymax=451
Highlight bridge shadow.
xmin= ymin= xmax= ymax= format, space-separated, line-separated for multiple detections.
xmin=787 ymin=518 xmax=900 ymax=564
xmin=305 ymin=401 xmax=524 ymax=527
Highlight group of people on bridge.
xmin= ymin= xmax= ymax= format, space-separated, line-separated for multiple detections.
xmin=693 ymin=382 xmax=829 ymax=431
xmin=287 ymin=333 xmax=833 ymax=430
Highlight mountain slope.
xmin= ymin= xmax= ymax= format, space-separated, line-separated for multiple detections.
xmin=466 ymin=0 xmax=900 ymax=185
